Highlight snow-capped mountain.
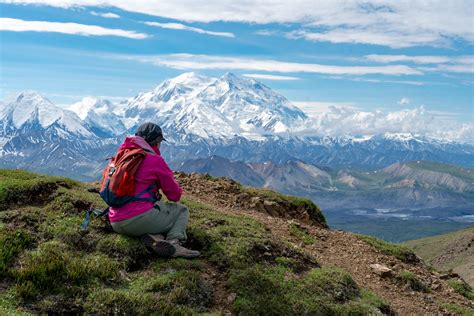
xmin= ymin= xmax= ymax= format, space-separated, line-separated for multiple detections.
xmin=68 ymin=97 xmax=127 ymax=137
xmin=0 ymin=91 xmax=105 ymax=179
xmin=1 ymin=73 xmax=473 ymax=180
xmin=0 ymin=91 xmax=92 ymax=138
xmin=117 ymin=72 xmax=309 ymax=140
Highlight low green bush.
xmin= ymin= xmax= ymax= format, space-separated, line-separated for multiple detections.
xmin=84 ymin=270 xmax=213 ymax=315
xmin=289 ymin=223 xmax=315 ymax=245
xmin=230 ymin=265 xmax=384 ymax=315
xmin=447 ymin=279 xmax=474 ymax=300
xmin=442 ymin=303 xmax=474 ymax=316
xmin=14 ymin=241 xmax=121 ymax=299
xmin=396 ymin=271 xmax=430 ymax=292
xmin=0 ymin=229 xmax=31 ymax=277
xmin=356 ymin=235 xmax=419 ymax=263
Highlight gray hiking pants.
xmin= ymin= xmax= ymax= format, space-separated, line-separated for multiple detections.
xmin=111 ymin=201 xmax=189 ymax=241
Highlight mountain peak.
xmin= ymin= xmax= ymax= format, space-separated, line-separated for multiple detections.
xmin=14 ymin=90 xmax=53 ymax=106
xmin=2 ymin=91 xmax=92 ymax=137
xmin=221 ymin=72 xmax=239 ymax=80
xmin=220 ymin=72 xmax=252 ymax=86
xmin=167 ymin=72 xmax=212 ymax=85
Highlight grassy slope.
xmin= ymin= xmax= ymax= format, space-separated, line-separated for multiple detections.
xmin=405 ymin=226 xmax=474 ymax=287
xmin=0 ymin=170 xmax=390 ymax=315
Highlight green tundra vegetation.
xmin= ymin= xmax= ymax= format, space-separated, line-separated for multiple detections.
xmin=0 ymin=169 xmax=397 ymax=314
xmin=355 ymin=234 xmax=419 ymax=263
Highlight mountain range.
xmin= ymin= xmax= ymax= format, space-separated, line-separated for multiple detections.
xmin=178 ymin=156 xmax=474 ymax=241
xmin=1 ymin=72 xmax=473 ymax=181
xmin=179 ymin=157 xmax=473 ymax=209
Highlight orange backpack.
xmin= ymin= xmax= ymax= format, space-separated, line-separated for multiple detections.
xmin=99 ymin=147 xmax=157 ymax=207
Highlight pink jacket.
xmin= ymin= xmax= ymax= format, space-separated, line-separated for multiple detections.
xmin=108 ymin=136 xmax=183 ymax=223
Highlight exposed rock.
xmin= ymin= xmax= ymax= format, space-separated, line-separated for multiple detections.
xmin=370 ymin=264 xmax=393 ymax=277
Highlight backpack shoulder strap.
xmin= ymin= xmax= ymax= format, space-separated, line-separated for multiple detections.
xmin=129 ymin=183 xmax=158 ymax=203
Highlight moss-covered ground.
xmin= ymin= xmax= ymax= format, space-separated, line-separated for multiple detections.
xmin=0 ymin=170 xmax=389 ymax=314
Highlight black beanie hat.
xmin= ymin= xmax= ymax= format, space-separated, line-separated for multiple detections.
xmin=135 ymin=122 xmax=166 ymax=143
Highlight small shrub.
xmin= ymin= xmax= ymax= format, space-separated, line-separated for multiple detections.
xmin=356 ymin=235 xmax=419 ymax=263
xmin=85 ymin=270 xmax=213 ymax=315
xmin=159 ymin=271 xmax=213 ymax=311
xmin=95 ymin=234 xmax=149 ymax=270
xmin=230 ymin=265 xmax=293 ymax=315
xmin=38 ymin=213 xmax=83 ymax=241
xmin=442 ymin=303 xmax=474 ymax=316
xmin=229 ymin=265 xmax=384 ymax=315
xmin=359 ymin=289 xmax=393 ymax=314
xmin=447 ymin=279 xmax=474 ymax=300
xmin=14 ymin=241 xmax=121 ymax=299
xmin=397 ymin=271 xmax=430 ymax=292
xmin=0 ymin=229 xmax=31 ymax=277
xmin=83 ymin=288 xmax=159 ymax=315
xmin=0 ymin=287 xmax=31 ymax=315
xmin=299 ymin=267 xmax=360 ymax=304
xmin=289 ymin=223 xmax=315 ymax=245
xmin=15 ymin=281 xmax=38 ymax=301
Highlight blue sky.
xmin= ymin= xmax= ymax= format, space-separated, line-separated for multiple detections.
xmin=0 ymin=1 xmax=473 ymax=139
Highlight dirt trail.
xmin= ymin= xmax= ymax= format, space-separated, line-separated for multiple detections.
xmin=179 ymin=174 xmax=474 ymax=315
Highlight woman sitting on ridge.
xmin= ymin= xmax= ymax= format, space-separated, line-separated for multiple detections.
xmin=106 ymin=122 xmax=200 ymax=259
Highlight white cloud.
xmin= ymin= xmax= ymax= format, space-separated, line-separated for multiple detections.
xmin=5 ymin=1 xmax=473 ymax=47
xmin=366 ymin=54 xmax=474 ymax=74
xmin=308 ymin=106 xmax=473 ymax=142
xmin=292 ymin=101 xmax=358 ymax=117
xmin=90 ymin=11 xmax=120 ymax=19
xmin=0 ymin=17 xmax=148 ymax=39
xmin=242 ymin=74 xmax=300 ymax=80
xmin=366 ymin=54 xmax=451 ymax=64
xmin=124 ymin=54 xmax=422 ymax=75
xmin=286 ymin=28 xmax=443 ymax=49
xmin=397 ymin=98 xmax=411 ymax=105
xmin=420 ymin=64 xmax=474 ymax=74
xmin=143 ymin=21 xmax=234 ymax=38
xmin=340 ymin=77 xmax=426 ymax=86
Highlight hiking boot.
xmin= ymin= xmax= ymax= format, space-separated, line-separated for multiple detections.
xmin=168 ymin=239 xmax=201 ymax=259
xmin=141 ymin=234 xmax=176 ymax=257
